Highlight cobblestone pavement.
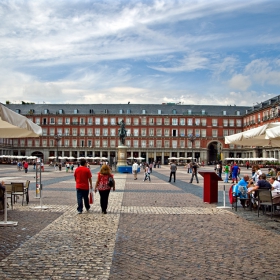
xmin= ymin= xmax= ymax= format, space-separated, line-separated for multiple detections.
xmin=0 ymin=164 xmax=280 ymax=279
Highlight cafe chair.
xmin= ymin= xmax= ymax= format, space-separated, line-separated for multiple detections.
xmin=4 ymin=184 xmax=13 ymax=210
xmin=24 ymin=180 xmax=30 ymax=204
xmin=11 ymin=182 xmax=25 ymax=206
xmin=258 ymin=189 xmax=280 ymax=218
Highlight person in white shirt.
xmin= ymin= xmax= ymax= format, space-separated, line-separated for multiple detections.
xmin=132 ymin=161 xmax=138 ymax=180
xmin=269 ymin=176 xmax=280 ymax=190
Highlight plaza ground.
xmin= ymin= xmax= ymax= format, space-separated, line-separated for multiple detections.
xmin=0 ymin=164 xmax=280 ymax=279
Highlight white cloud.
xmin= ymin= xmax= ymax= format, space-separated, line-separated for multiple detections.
xmin=228 ymin=74 xmax=251 ymax=91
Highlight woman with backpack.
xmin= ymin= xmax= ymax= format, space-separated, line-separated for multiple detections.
xmin=143 ymin=163 xmax=151 ymax=182
xmin=94 ymin=164 xmax=115 ymax=214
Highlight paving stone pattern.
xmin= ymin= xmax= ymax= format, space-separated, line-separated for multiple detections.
xmin=0 ymin=164 xmax=279 ymax=279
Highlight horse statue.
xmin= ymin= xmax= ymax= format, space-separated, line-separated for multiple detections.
xmin=118 ymin=120 xmax=127 ymax=145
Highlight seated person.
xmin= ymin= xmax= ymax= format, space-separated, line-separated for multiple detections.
xmin=248 ymin=174 xmax=272 ymax=193
xmin=269 ymin=176 xmax=280 ymax=191
xmin=233 ymin=175 xmax=252 ymax=207
xmin=266 ymin=168 xmax=274 ymax=177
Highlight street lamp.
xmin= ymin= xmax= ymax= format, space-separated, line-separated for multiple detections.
xmin=187 ymin=133 xmax=197 ymax=161
xmin=54 ymin=134 xmax=62 ymax=163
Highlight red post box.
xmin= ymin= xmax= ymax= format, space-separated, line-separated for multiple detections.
xmin=198 ymin=171 xmax=223 ymax=203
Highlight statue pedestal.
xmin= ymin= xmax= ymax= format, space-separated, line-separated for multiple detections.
xmin=117 ymin=145 xmax=131 ymax=173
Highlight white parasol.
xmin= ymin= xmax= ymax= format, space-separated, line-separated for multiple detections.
xmin=0 ymin=103 xmax=42 ymax=138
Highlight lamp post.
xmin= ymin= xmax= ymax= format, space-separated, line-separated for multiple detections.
xmin=54 ymin=134 xmax=62 ymax=163
xmin=187 ymin=133 xmax=197 ymax=161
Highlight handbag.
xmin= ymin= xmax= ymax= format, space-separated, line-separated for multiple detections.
xmin=89 ymin=190 xmax=93 ymax=204
xmin=108 ymin=177 xmax=114 ymax=188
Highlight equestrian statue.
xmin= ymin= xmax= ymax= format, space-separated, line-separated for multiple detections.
xmin=118 ymin=120 xmax=127 ymax=146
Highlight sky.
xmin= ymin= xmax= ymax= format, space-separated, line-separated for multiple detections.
xmin=0 ymin=0 xmax=280 ymax=106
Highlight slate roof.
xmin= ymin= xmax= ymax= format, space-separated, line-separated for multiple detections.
xmin=5 ymin=103 xmax=250 ymax=117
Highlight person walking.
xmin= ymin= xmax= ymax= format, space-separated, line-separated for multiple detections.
xmin=95 ymin=164 xmax=115 ymax=214
xmin=168 ymin=160 xmax=177 ymax=182
xmin=132 ymin=161 xmax=138 ymax=180
xmin=23 ymin=161 xmax=29 ymax=173
xmin=149 ymin=162 xmax=153 ymax=173
xmin=189 ymin=162 xmax=199 ymax=183
xmin=143 ymin=163 xmax=151 ymax=182
xmin=74 ymin=159 xmax=92 ymax=214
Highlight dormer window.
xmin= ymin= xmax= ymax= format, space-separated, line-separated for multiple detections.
xmin=172 ymin=109 xmax=177 ymax=114
xmin=89 ymin=109 xmax=94 ymax=114
xmin=222 ymin=110 xmax=227 ymax=116
xmin=58 ymin=109 xmax=64 ymax=114
xmin=119 ymin=109 xmax=124 ymax=114
xmin=158 ymin=109 xmax=162 ymax=114
xmin=236 ymin=111 xmax=240 ymax=116
xmin=44 ymin=109 xmax=49 ymax=114
xmin=16 ymin=109 xmax=21 ymax=114
xmin=74 ymin=109 xmax=78 ymax=114
xmin=187 ymin=109 xmax=192 ymax=115
xmin=142 ymin=109 xmax=146 ymax=114
xmin=201 ymin=110 xmax=205 ymax=115
xmin=127 ymin=109 xmax=131 ymax=114
xmin=104 ymin=109 xmax=108 ymax=114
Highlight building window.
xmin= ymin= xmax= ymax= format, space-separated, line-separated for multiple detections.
xmin=222 ymin=111 xmax=227 ymax=115
xmin=95 ymin=140 xmax=100 ymax=148
xmin=223 ymin=130 xmax=228 ymax=136
xmin=74 ymin=109 xmax=78 ymax=114
xmin=172 ymin=109 xmax=177 ymax=114
xmin=172 ymin=118 xmax=178 ymax=125
xmin=88 ymin=117 xmax=93 ymax=125
xmin=126 ymin=118 xmax=131 ymax=125
xmin=87 ymin=128 xmax=92 ymax=136
xmin=110 ymin=128 xmax=116 ymax=136
xmin=35 ymin=118 xmax=40 ymax=125
xmin=149 ymin=128 xmax=154 ymax=136
xmin=57 ymin=118 xmax=62 ymax=125
xmin=141 ymin=140 xmax=146 ymax=148
xmin=103 ymin=118 xmax=108 ymax=125
xmin=80 ymin=118 xmax=84 ymax=125
xmin=110 ymin=140 xmax=116 ymax=148
xmin=133 ymin=129 xmax=139 ymax=136
xmin=236 ymin=119 xmax=242 ymax=127
xmin=142 ymin=109 xmax=146 ymax=114
xmin=212 ymin=119 xmax=218 ymax=126
xmin=149 ymin=140 xmax=154 ymax=147
xmin=236 ymin=111 xmax=240 ymax=116
xmin=201 ymin=129 xmax=206 ymax=137
xmin=156 ymin=118 xmax=162 ymax=125
xmin=195 ymin=129 xmax=200 ymax=136
xmin=141 ymin=117 xmax=147 ymax=125
xmin=103 ymin=128 xmax=108 ymax=136
xmin=180 ymin=129 xmax=185 ymax=137
xmin=223 ymin=119 xmax=228 ymax=126
xmin=42 ymin=128 xmax=47 ymax=136
xmin=156 ymin=140 xmax=161 ymax=148
xmin=212 ymin=129 xmax=218 ymax=137
xmin=95 ymin=118 xmax=100 ymax=125
xmin=16 ymin=109 xmax=21 ymax=114
xmin=126 ymin=129 xmax=131 ymax=136
xmin=44 ymin=109 xmax=49 ymax=114
xmin=133 ymin=140 xmax=138 ymax=148
xmin=158 ymin=109 xmax=161 ymax=114
xmin=72 ymin=128 xmax=77 ymax=136
xmin=201 ymin=119 xmax=206 ymax=126
xmin=133 ymin=118 xmax=139 ymax=125
xmin=126 ymin=140 xmax=131 ymax=147
xmin=119 ymin=109 xmax=124 ymax=114
xmin=195 ymin=118 xmax=200 ymax=126
xmin=164 ymin=140 xmax=169 ymax=148
xmin=229 ymin=119 xmax=234 ymax=127
xmin=229 ymin=129 xmax=235 ymax=135
xmin=65 ymin=118 xmax=70 ymax=125
xmin=127 ymin=109 xmax=131 ymax=114
xmin=164 ymin=118 xmax=170 ymax=125
xmin=180 ymin=118 xmax=185 ymax=125
xmin=187 ymin=118 xmax=193 ymax=126
xmin=195 ymin=140 xmax=200 ymax=148
xmin=149 ymin=118 xmax=154 ymax=125
xmin=164 ymin=129 xmax=169 ymax=136
xmin=201 ymin=109 xmax=205 ymax=115
xmin=111 ymin=118 xmax=116 ymax=125
xmin=141 ymin=129 xmax=146 ymax=136
xmin=103 ymin=140 xmax=108 ymax=148
xmin=172 ymin=140 xmax=177 ymax=148
xmin=180 ymin=140 xmax=185 ymax=148
xmin=88 ymin=140 xmax=92 ymax=147
xmin=156 ymin=129 xmax=162 ymax=136
xmin=50 ymin=118 xmax=55 ymax=124
xmin=80 ymin=128 xmax=85 ymax=136
xmin=95 ymin=128 xmax=100 ymax=136
xmin=50 ymin=128 xmax=55 ymax=136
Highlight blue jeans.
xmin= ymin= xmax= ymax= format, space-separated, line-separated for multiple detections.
xmin=76 ymin=189 xmax=90 ymax=213
xmin=224 ymin=173 xmax=229 ymax=182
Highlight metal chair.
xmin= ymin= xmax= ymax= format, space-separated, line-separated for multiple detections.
xmin=258 ymin=189 xmax=280 ymax=218
xmin=11 ymin=182 xmax=25 ymax=206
